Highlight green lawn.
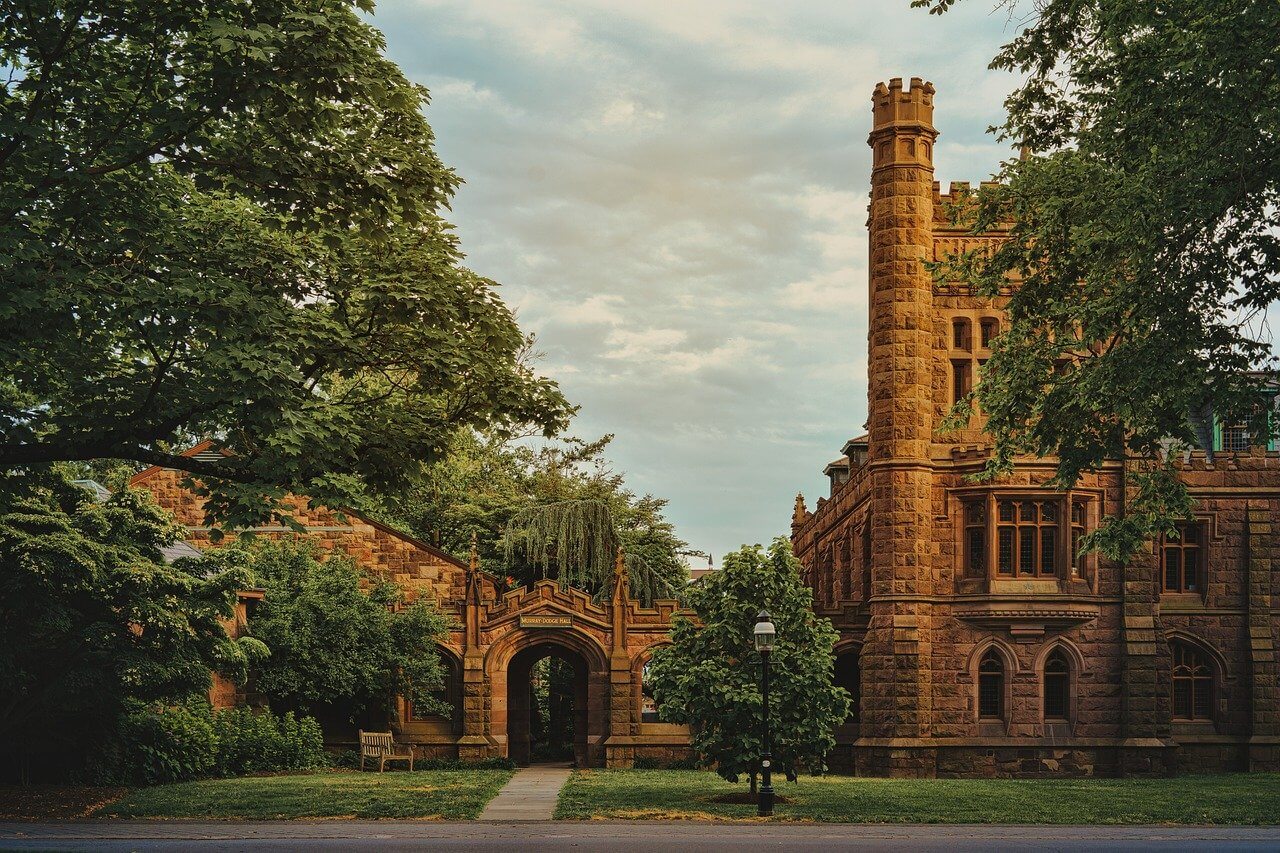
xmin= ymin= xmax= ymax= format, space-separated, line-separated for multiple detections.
xmin=555 ymin=769 xmax=1280 ymax=824
xmin=97 ymin=769 xmax=514 ymax=820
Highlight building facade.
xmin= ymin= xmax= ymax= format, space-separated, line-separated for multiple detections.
xmin=132 ymin=445 xmax=692 ymax=768
xmin=791 ymin=78 xmax=1280 ymax=777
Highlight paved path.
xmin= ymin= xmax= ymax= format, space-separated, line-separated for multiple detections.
xmin=2 ymin=821 xmax=1280 ymax=851
xmin=477 ymin=763 xmax=572 ymax=821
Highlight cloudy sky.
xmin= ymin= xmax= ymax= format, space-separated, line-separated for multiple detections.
xmin=374 ymin=0 xmax=1023 ymax=562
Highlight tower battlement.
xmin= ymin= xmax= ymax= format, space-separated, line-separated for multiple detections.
xmin=871 ymin=77 xmax=935 ymax=131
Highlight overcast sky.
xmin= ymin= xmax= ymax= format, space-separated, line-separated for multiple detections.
xmin=374 ymin=0 xmax=1023 ymax=562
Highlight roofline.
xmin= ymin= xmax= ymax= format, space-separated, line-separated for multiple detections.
xmin=129 ymin=442 xmax=472 ymax=571
xmin=129 ymin=439 xmax=221 ymax=486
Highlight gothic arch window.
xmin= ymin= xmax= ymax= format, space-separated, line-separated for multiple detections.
xmin=1171 ymin=641 xmax=1215 ymax=722
xmin=978 ymin=649 xmax=1005 ymax=721
xmin=833 ymin=649 xmax=861 ymax=723
xmin=1043 ymin=649 xmax=1071 ymax=721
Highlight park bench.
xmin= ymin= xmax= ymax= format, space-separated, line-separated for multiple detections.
xmin=358 ymin=730 xmax=415 ymax=772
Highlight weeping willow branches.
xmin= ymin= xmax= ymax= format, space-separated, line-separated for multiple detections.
xmin=500 ymin=499 xmax=680 ymax=605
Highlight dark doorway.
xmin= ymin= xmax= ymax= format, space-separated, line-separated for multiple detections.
xmin=506 ymin=643 xmax=588 ymax=766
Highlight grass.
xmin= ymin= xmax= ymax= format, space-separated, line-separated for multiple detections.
xmin=95 ymin=768 xmax=514 ymax=820
xmin=555 ymin=769 xmax=1280 ymax=824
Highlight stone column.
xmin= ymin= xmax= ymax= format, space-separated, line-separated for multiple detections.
xmin=1246 ymin=504 xmax=1280 ymax=770
xmin=606 ymin=548 xmax=636 ymax=768
xmin=1118 ymin=468 xmax=1173 ymax=775
xmin=457 ymin=540 xmax=495 ymax=762
xmin=858 ymin=77 xmax=937 ymax=776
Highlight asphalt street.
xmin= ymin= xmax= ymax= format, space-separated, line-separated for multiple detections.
xmin=3 ymin=822 xmax=1280 ymax=852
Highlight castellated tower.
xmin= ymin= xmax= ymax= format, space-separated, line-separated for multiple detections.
xmin=791 ymin=75 xmax=1280 ymax=779
xmin=860 ymin=77 xmax=937 ymax=765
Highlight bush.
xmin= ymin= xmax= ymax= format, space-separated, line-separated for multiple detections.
xmin=103 ymin=702 xmax=325 ymax=785
xmin=117 ymin=701 xmax=218 ymax=786
xmin=211 ymin=707 xmax=325 ymax=776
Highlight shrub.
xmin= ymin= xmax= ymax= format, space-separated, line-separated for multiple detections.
xmin=102 ymin=702 xmax=326 ymax=785
xmin=116 ymin=701 xmax=218 ymax=786
xmin=211 ymin=707 xmax=325 ymax=776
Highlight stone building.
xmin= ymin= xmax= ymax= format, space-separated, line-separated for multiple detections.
xmin=132 ymin=443 xmax=691 ymax=767
xmin=791 ymin=78 xmax=1280 ymax=777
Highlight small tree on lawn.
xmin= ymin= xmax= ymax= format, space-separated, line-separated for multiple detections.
xmin=647 ymin=538 xmax=849 ymax=790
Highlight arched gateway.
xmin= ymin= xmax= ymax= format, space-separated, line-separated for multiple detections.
xmin=407 ymin=549 xmax=689 ymax=767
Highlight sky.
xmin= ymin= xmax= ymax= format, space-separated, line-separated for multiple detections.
xmin=373 ymin=0 xmax=1024 ymax=563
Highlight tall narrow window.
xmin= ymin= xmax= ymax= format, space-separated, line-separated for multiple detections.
xmin=953 ymin=318 xmax=972 ymax=351
xmin=952 ymin=360 xmax=972 ymax=403
xmin=833 ymin=652 xmax=861 ymax=723
xmin=1161 ymin=521 xmax=1203 ymax=593
xmin=1043 ymin=650 xmax=1070 ymax=720
xmin=861 ymin=522 xmax=872 ymax=597
xmin=980 ymin=318 xmax=999 ymax=348
xmin=996 ymin=500 xmax=1060 ymax=577
xmin=963 ymin=500 xmax=986 ymax=577
xmin=978 ymin=650 xmax=1004 ymax=720
xmin=1171 ymin=642 xmax=1214 ymax=721
xmin=1070 ymin=501 xmax=1087 ymax=576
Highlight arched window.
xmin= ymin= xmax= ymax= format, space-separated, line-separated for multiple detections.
xmin=1043 ymin=650 xmax=1070 ymax=721
xmin=1171 ymin=642 xmax=1215 ymax=721
xmin=833 ymin=651 xmax=861 ymax=723
xmin=978 ymin=649 xmax=1005 ymax=720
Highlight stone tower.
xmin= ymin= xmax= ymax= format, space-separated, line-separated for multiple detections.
xmin=860 ymin=78 xmax=938 ymax=769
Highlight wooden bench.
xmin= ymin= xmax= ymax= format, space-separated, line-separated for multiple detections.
xmin=358 ymin=730 xmax=415 ymax=772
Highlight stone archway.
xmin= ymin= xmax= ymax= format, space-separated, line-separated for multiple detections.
xmin=505 ymin=642 xmax=590 ymax=766
xmin=484 ymin=623 xmax=612 ymax=767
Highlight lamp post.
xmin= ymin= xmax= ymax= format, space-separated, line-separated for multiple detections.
xmin=753 ymin=610 xmax=776 ymax=817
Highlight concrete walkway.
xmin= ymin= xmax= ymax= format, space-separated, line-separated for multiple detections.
xmin=477 ymin=763 xmax=572 ymax=821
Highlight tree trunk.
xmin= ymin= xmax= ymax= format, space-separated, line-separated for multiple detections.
xmin=750 ymin=770 xmax=758 ymax=797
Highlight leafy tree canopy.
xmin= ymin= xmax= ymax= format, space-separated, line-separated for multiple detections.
xmin=0 ymin=470 xmax=263 ymax=769
xmin=0 ymin=0 xmax=572 ymax=530
xmin=213 ymin=540 xmax=453 ymax=720
xmin=917 ymin=0 xmax=1280 ymax=557
xmin=647 ymin=539 xmax=850 ymax=784
xmin=379 ymin=431 xmax=693 ymax=602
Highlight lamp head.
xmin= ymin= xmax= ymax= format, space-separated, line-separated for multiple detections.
xmin=753 ymin=610 xmax=776 ymax=653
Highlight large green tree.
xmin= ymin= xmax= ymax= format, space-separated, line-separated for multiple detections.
xmin=917 ymin=0 xmax=1280 ymax=557
xmin=215 ymin=540 xmax=453 ymax=721
xmin=0 ymin=1 xmax=571 ymax=530
xmin=647 ymin=539 xmax=849 ymax=787
xmin=0 ymin=471 xmax=263 ymax=776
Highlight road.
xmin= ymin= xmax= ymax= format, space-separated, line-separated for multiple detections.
xmin=3 ymin=821 xmax=1280 ymax=851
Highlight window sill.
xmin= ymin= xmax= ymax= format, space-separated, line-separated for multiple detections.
xmin=1160 ymin=593 xmax=1209 ymax=612
xmin=953 ymin=592 xmax=1102 ymax=638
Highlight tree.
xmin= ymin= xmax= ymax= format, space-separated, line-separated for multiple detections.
xmin=647 ymin=539 xmax=850 ymax=788
xmin=916 ymin=0 xmax=1280 ymax=557
xmin=0 ymin=1 xmax=572 ymax=530
xmin=219 ymin=540 xmax=453 ymax=721
xmin=381 ymin=431 xmax=692 ymax=602
xmin=0 ymin=470 xmax=262 ymax=778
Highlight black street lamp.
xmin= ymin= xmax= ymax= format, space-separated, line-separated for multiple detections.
xmin=753 ymin=609 xmax=776 ymax=817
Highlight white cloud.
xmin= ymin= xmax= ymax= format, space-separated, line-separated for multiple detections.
xmin=375 ymin=0 xmax=1015 ymax=558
